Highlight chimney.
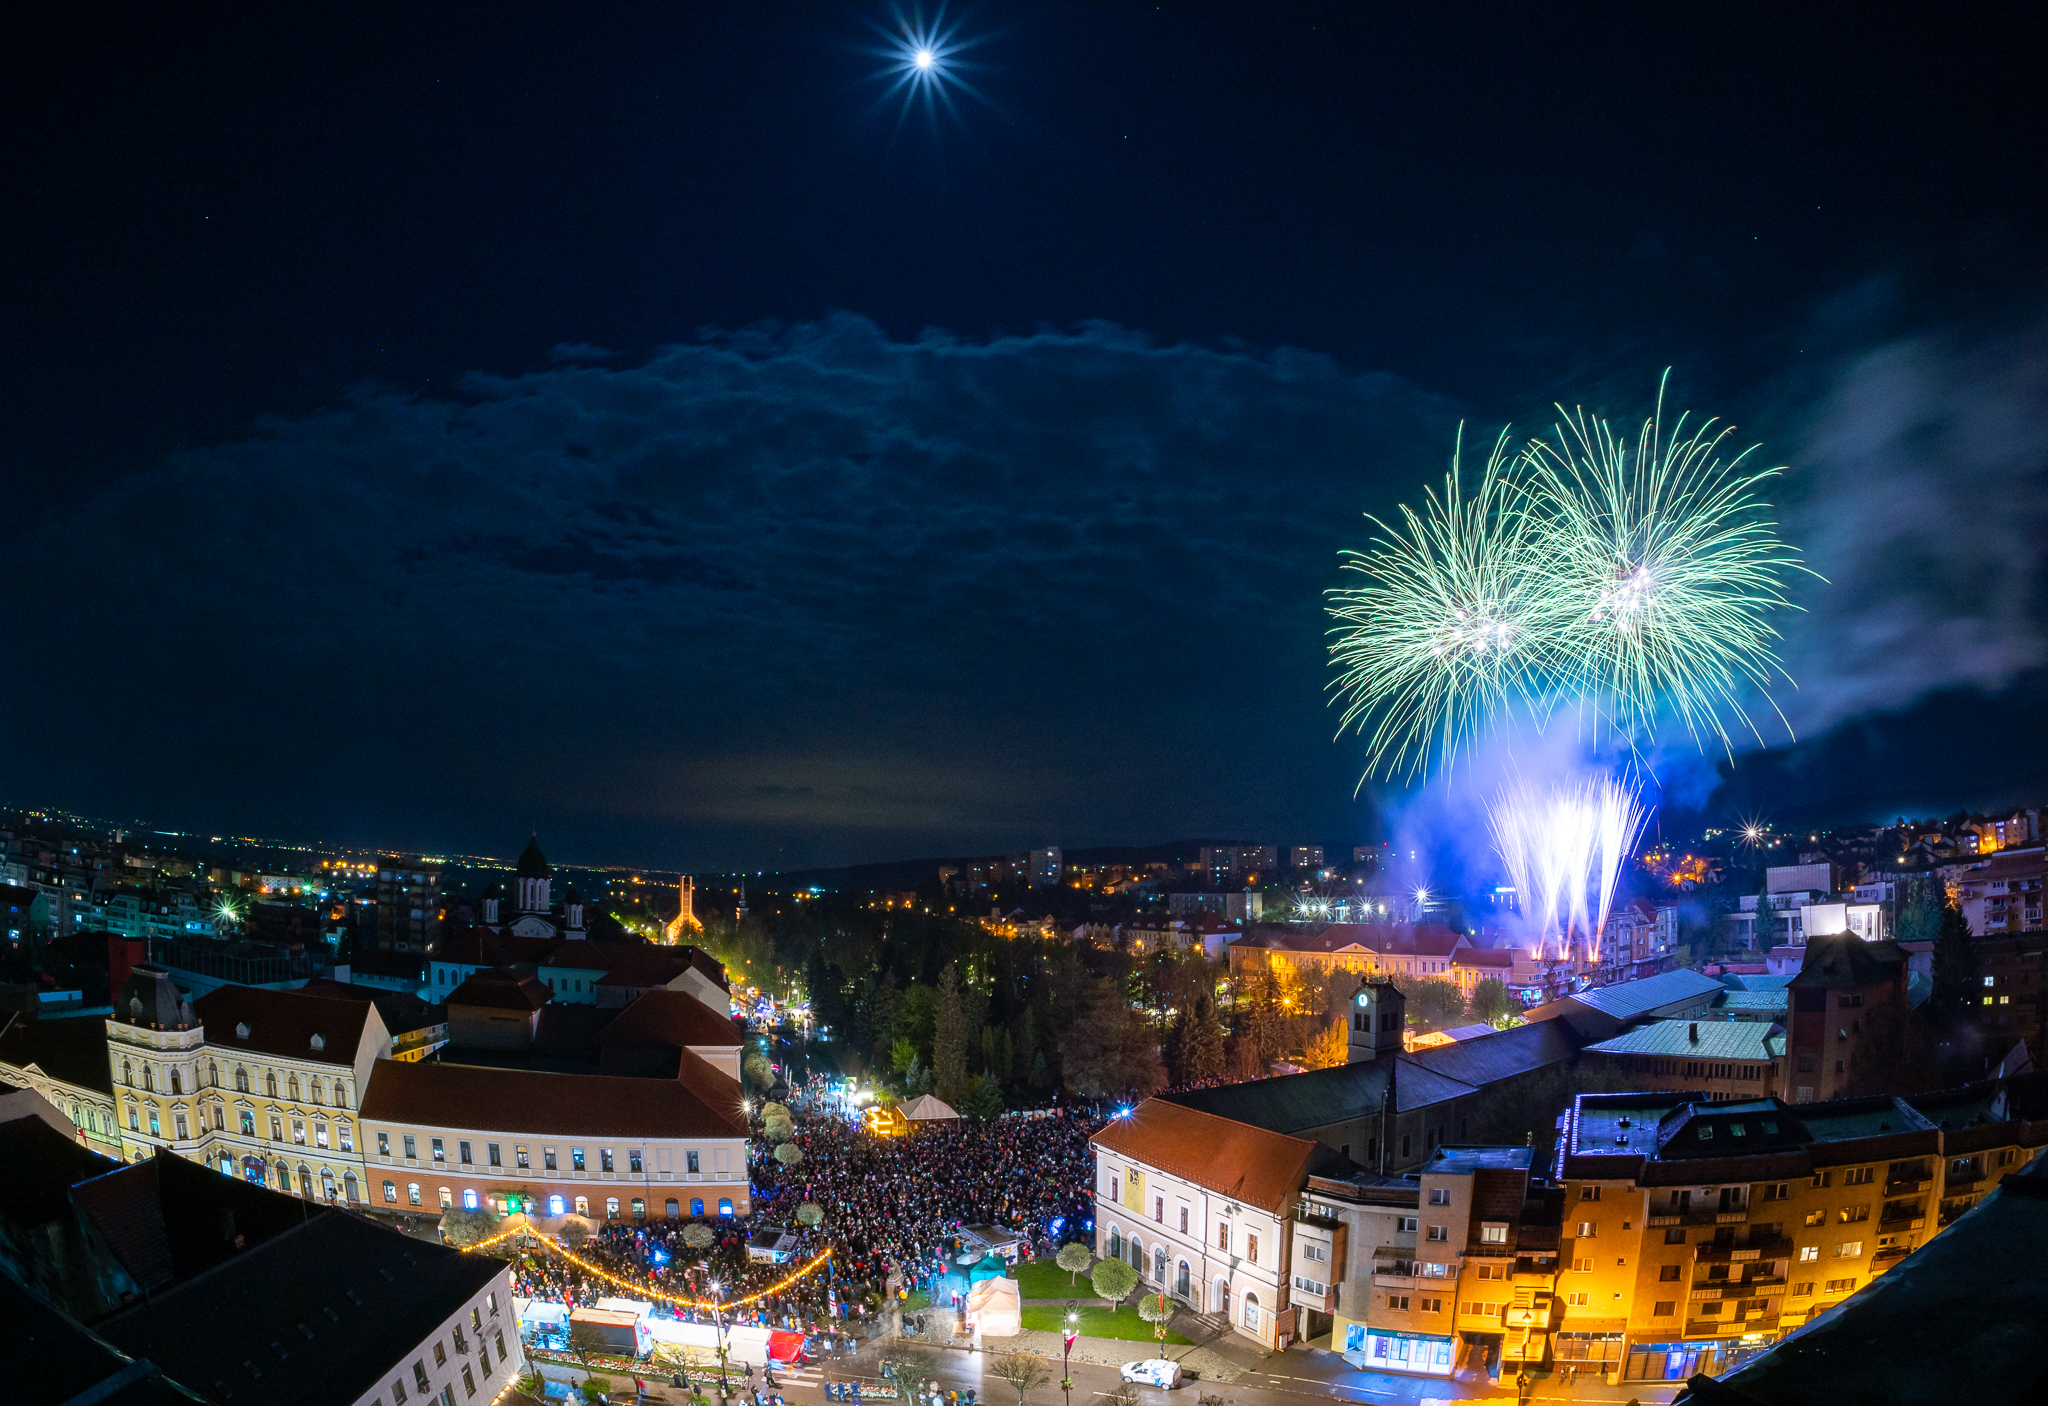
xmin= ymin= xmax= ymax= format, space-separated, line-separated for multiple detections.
xmin=1689 ymin=1023 xmax=1699 ymax=1044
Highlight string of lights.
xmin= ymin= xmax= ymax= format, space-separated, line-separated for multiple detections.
xmin=461 ymin=1224 xmax=833 ymax=1311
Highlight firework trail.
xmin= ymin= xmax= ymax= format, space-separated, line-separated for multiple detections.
xmin=1488 ymin=775 xmax=1650 ymax=960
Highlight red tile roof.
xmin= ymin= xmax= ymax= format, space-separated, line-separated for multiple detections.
xmin=194 ymin=985 xmax=375 ymax=1067
xmin=445 ymin=967 xmax=549 ymax=1011
xmin=359 ymin=1057 xmax=746 ymax=1138
xmin=599 ymin=990 xmax=744 ymax=1051
xmin=1091 ymin=1099 xmax=1327 ymax=1213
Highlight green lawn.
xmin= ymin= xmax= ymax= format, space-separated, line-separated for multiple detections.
xmin=900 ymin=1291 xmax=931 ymax=1313
xmin=1013 ymin=1260 xmax=1092 ymax=1300
xmin=1018 ymin=1305 xmax=1190 ymax=1345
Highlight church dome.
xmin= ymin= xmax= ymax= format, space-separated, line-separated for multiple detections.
xmin=516 ymin=834 xmax=552 ymax=879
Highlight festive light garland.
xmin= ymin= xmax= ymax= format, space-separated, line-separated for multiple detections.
xmin=462 ymin=1224 xmax=833 ymax=1311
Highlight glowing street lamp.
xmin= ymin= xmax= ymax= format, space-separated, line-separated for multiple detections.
xmin=1062 ymin=1302 xmax=1078 ymax=1406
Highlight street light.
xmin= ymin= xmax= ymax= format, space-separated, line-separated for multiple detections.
xmin=1062 ymin=1301 xmax=1078 ymax=1406
xmin=709 ymin=1277 xmax=731 ymax=1396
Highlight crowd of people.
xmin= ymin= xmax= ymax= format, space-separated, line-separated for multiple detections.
xmin=502 ymin=1094 xmax=1099 ymax=1348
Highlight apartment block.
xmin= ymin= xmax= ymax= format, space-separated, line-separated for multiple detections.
xmin=1548 ymin=1081 xmax=2048 ymax=1385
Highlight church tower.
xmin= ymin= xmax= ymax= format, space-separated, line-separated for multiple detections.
xmin=663 ymin=875 xmax=700 ymax=941
xmin=515 ymin=834 xmax=552 ymax=915
xmin=1347 ymin=976 xmax=1405 ymax=1063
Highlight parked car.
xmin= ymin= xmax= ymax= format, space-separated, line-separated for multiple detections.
xmin=1120 ymin=1360 xmax=1182 ymax=1389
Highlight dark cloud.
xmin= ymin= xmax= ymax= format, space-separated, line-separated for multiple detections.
xmin=0 ymin=316 xmax=1451 ymax=867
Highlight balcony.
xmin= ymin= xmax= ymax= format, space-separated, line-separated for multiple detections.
xmin=1372 ymin=1273 xmax=1418 ymax=1290
xmin=1694 ymin=1235 xmax=1791 ymax=1264
xmin=1877 ymin=1213 xmax=1925 ymax=1232
xmin=1884 ymin=1177 xmax=1929 ymax=1197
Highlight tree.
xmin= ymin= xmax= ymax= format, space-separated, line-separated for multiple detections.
xmin=1468 ymin=976 xmax=1517 ymax=1026
xmin=438 ymin=1206 xmax=501 ymax=1247
xmin=958 ymin=1073 xmax=1003 ymax=1120
xmin=682 ymin=1222 xmax=715 ymax=1250
xmin=796 ymin=1201 xmax=825 ymax=1228
xmin=890 ymin=1036 xmax=918 ymax=1076
xmin=1301 ymin=1020 xmax=1349 ymax=1069
xmin=1406 ymin=977 xmax=1467 ymax=1029
xmin=1166 ymin=990 xmax=1225 ymax=1085
xmin=934 ymin=964 xmax=969 ymax=1104
xmin=743 ymin=1050 xmax=774 ymax=1093
xmin=773 ymin=1142 xmax=805 ymax=1167
xmin=568 ymin=1322 xmax=613 ymax=1370
xmin=1896 ymin=875 xmax=1945 ymax=946
xmin=981 ymin=1025 xmax=1015 ymax=1083
xmin=1055 ymin=1242 xmax=1093 ymax=1284
xmin=883 ymin=1345 xmax=939 ymax=1403
xmin=559 ymin=1217 xmax=592 ymax=1250
xmin=764 ymin=1113 xmax=795 ymax=1144
xmin=1090 ymin=1256 xmax=1139 ymax=1313
xmin=989 ymin=1351 xmax=1051 ymax=1406
xmin=1060 ymin=979 xmax=1166 ymax=1100
xmin=1930 ymin=899 xmax=1979 ymax=1026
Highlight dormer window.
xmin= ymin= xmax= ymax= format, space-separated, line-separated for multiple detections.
xmin=236 ymin=1022 xmax=251 ymax=1039
xmin=1698 ymin=1126 xmax=1714 ymax=1141
xmin=310 ymin=1034 xmax=326 ymax=1053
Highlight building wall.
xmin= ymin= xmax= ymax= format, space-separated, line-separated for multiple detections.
xmin=359 ymin=1114 xmax=749 ymax=1222
xmin=345 ymin=1263 xmax=518 ymax=1406
xmin=1555 ymin=1126 xmax=2048 ymax=1380
xmin=1092 ymin=1154 xmax=1289 ymax=1347
xmin=0 ymin=1057 xmax=121 ymax=1158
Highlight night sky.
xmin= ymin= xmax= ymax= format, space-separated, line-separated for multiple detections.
xmin=6 ymin=4 xmax=2047 ymax=870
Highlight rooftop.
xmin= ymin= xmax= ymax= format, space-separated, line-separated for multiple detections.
xmin=1421 ymin=1145 xmax=1535 ymax=1175
xmin=1533 ymin=968 xmax=1726 ymax=1025
xmin=1091 ymin=1099 xmax=1344 ymax=1213
xmin=360 ymin=1055 xmax=746 ymax=1138
xmin=0 ymin=1013 xmax=118 ymax=1094
xmin=1585 ymin=1018 xmax=1784 ymax=1062
xmin=192 ymin=983 xmax=378 ymax=1066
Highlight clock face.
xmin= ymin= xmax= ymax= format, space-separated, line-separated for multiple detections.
xmin=1357 ymin=992 xmax=1369 ymax=1006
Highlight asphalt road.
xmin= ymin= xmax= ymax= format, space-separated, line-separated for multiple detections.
xmin=533 ymin=1335 xmax=1687 ymax=1406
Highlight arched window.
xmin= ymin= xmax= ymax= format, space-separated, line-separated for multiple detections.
xmin=122 ymin=1060 xmax=132 ymax=1086
xmin=344 ymin=1172 xmax=359 ymax=1203
xmin=691 ymin=1198 xmax=704 ymax=1216
xmin=1108 ymin=1226 xmax=1123 ymax=1260
xmin=575 ymin=1196 xmax=590 ymax=1217
xmin=1154 ymin=1246 xmax=1167 ymax=1282
xmin=235 ymin=1068 xmax=249 ymax=1094
xmin=169 ymin=1068 xmax=182 ymax=1095
xmin=630 ymin=1198 xmax=647 ymax=1220
xmin=606 ymin=1197 xmax=620 ymax=1218
xmin=384 ymin=1180 xmax=398 ymax=1204
xmin=407 ymin=1182 xmax=422 ymax=1206
xmin=287 ymin=1075 xmax=300 ymax=1102
xmin=665 ymin=1199 xmax=680 ymax=1219
xmin=1128 ymin=1236 xmax=1143 ymax=1271
xmin=143 ymin=1066 xmax=154 ymax=1092
xmin=1214 ymin=1280 xmax=1230 ymax=1316
xmin=310 ymin=1078 xmax=324 ymax=1106
xmin=1241 ymin=1292 xmax=1259 ymax=1332
xmin=334 ymin=1083 xmax=348 ymax=1109
xmin=266 ymin=1072 xmax=278 ymax=1098
xmin=1176 ymin=1262 xmax=1190 ymax=1298
xmin=718 ymin=1198 xmax=733 ymax=1216
xmin=208 ymin=1061 xmax=219 ymax=1088
xmin=322 ymin=1169 xmax=337 ymax=1202
xmin=276 ymin=1160 xmax=292 ymax=1190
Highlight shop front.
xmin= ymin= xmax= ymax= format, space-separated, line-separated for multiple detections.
xmin=1624 ymin=1339 xmax=1737 ymax=1383
xmin=1340 ymin=1323 xmax=1456 ymax=1377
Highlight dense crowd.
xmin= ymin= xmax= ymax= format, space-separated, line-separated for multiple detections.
xmin=505 ymin=1096 xmax=1099 ymax=1345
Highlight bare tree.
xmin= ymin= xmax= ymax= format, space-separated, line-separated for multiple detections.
xmin=990 ymin=1351 xmax=1051 ymax=1406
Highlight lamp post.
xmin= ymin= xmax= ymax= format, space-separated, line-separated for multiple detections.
xmin=1062 ymin=1301 xmax=1078 ymax=1406
xmin=709 ymin=1278 xmax=731 ymax=1397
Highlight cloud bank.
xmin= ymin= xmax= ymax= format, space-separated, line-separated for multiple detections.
xmin=1 ymin=317 xmax=1452 ymax=866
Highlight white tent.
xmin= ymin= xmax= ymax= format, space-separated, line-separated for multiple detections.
xmin=965 ymin=1276 xmax=1022 ymax=1337
xmin=901 ymin=1094 xmax=960 ymax=1123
